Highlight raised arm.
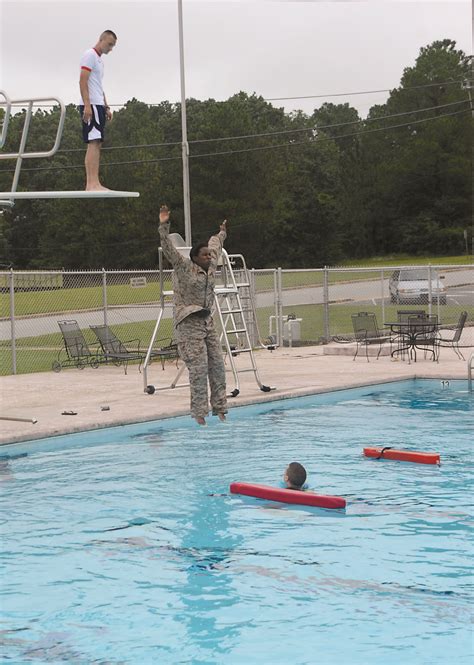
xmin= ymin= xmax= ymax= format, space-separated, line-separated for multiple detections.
xmin=208 ymin=220 xmax=227 ymax=271
xmin=158 ymin=206 xmax=186 ymax=268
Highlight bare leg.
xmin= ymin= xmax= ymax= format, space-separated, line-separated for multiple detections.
xmin=84 ymin=140 xmax=109 ymax=191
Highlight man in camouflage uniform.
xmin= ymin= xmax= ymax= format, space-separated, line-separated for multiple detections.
xmin=158 ymin=206 xmax=228 ymax=425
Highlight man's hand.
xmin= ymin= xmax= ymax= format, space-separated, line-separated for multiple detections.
xmin=82 ymin=104 xmax=92 ymax=124
xmin=105 ymin=106 xmax=112 ymax=121
xmin=220 ymin=219 xmax=227 ymax=233
xmin=159 ymin=205 xmax=170 ymax=224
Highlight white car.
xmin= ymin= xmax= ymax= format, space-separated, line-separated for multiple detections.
xmin=389 ymin=268 xmax=447 ymax=305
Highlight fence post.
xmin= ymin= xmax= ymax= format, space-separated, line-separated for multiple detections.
xmin=9 ymin=268 xmax=16 ymax=374
xmin=428 ymin=264 xmax=432 ymax=316
xmin=323 ymin=266 xmax=330 ymax=342
xmin=102 ymin=268 xmax=108 ymax=328
xmin=276 ymin=267 xmax=283 ymax=347
xmin=380 ymin=269 xmax=385 ymax=326
xmin=248 ymin=268 xmax=257 ymax=346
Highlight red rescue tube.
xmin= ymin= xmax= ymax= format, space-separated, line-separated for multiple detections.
xmin=230 ymin=482 xmax=346 ymax=509
xmin=363 ymin=447 xmax=440 ymax=465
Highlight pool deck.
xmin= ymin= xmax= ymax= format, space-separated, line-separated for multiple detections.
xmin=0 ymin=344 xmax=471 ymax=445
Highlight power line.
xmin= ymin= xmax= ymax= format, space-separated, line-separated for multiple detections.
xmin=5 ymin=79 xmax=467 ymax=109
xmin=189 ymin=108 xmax=470 ymax=159
xmin=0 ymin=107 xmax=468 ymax=174
xmin=44 ymin=98 xmax=473 ymax=155
xmin=263 ymin=79 xmax=467 ymax=102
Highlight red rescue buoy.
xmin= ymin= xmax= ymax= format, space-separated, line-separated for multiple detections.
xmin=363 ymin=447 xmax=440 ymax=465
xmin=230 ymin=482 xmax=346 ymax=509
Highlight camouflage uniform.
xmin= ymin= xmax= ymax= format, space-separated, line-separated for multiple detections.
xmin=159 ymin=222 xmax=227 ymax=419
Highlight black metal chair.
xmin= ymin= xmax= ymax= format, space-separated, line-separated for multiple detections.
xmin=90 ymin=325 xmax=179 ymax=374
xmin=90 ymin=325 xmax=145 ymax=374
xmin=408 ymin=313 xmax=439 ymax=362
xmin=53 ymin=320 xmax=101 ymax=372
xmin=436 ymin=311 xmax=468 ymax=360
xmin=351 ymin=312 xmax=392 ymax=362
xmin=397 ymin=310 xmax=426 ymax=326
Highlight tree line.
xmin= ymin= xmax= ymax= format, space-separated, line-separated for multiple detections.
xmin=0 ymin=39 xmax=471 ymax=269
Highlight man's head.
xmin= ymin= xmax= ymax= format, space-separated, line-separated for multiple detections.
xmin=284 ymin=462 xmax=307 ymax=490
xmin=97 ymin=30 xmax=117 ymax=55
xmin=190 ymin=242 xmax=212 ymax=271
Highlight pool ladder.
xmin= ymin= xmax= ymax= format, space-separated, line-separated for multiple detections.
xmin=468 ymin=352 xmax=474 ymax=392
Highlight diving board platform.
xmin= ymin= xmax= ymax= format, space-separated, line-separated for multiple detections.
xmin=0 ymin=190 xmax=140 ymax=199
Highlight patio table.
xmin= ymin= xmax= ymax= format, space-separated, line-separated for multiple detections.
xmin=384 ymin=320 xmax=440 ymax=363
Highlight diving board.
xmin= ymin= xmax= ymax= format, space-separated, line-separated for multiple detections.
xmin=0 ymin=190 xmax=140 ymax=199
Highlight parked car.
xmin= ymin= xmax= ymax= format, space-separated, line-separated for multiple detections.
xmin=389 ymin=268 xmax=447 ymax=305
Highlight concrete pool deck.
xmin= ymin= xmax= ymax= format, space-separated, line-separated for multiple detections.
xmin=0 ymin=344 xmax=471 ymax=445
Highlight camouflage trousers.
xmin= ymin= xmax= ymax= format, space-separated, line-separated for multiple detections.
xmin=177 ymin=317 xmax=227 ymax=419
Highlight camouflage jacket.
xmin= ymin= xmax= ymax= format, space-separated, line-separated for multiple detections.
xmin=158 ymin=222 xmax=226 ymax=325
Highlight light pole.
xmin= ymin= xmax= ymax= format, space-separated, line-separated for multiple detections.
xmin=178 ymin=0 xmax=192 ymax=245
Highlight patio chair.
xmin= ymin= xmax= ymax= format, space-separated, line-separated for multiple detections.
xmin=408 ymin=313 xmax=439 ymax=361
xmin=90 ymin=325 xmax=145 ymax=374
xmin=397 ymin=310 xmax=426 ymax=326
xmin=351 ymin=312 xmax=392 ymax=362
xmin=436 ymin=311 xmax=467 ymax=360
xmin=90 ymin=326 xmax=179 ymax=374
xmin=149 ymin=338 xmax=180 ymax=370
xmin=53 ymin=320 xmax=101 ymax=372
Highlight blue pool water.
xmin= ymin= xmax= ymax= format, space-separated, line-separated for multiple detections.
xmin=1 ymin=379 xmax=472 ymax=664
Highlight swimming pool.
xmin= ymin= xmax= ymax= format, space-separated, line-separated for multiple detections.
xmin=1 ymin=379 xmax=472 ymax=664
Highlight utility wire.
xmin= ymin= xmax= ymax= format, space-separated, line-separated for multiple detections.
xmin=190 ymin=108 xmax=470 ymax=159
xmin=1 ymin=107 xmax=468 ymax=174
xmin=5 ymin=79 xmax=467 ymax=108
xmin=41 ymin=98 xmax=474 ymax=155
xmin=263 ymin=79 xmax=468 ymax=101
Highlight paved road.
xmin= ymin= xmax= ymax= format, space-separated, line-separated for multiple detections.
xmin=1 ymin=269 xmax=472 ymax=341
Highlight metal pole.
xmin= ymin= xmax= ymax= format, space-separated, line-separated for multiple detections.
xmin=380 ymin=269 xmax=385 ymax=327
xmin=102 ymin=268 xmax=108 ymax=328
xmin=323 ymin=267 xmax=330 ymax=342
xmin=276 ymin=268 xmax=283 ymax=347
xmin=178 ymin=0 xmax=192 ymax=245
xmin=9 ymin=268 xmax=16 ymax=374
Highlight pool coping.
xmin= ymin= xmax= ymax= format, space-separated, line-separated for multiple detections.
xmin=1 ymin=343 xmax=470 ymax=446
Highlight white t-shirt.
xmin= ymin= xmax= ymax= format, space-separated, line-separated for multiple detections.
xmin=79 ymin=48 xmax=105 ymax=105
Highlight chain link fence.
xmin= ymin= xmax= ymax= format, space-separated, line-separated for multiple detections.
xmin=1 ymin=264 xmax=472 ymax=375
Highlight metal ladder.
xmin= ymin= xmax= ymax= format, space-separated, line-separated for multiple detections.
xmin=142 ymin=240 xmax=273 ymax=397
xmin=215 ymin=250 xmax=272 ymax=396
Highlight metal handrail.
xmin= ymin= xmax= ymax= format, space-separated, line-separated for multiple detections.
xmin=468 ymin=352 xmax=474 ymax=392
xmin=0 ymin=90 xmax=12 ymax=149
xmin=0 ymin=93 xmax=66 ymax=160
xmin=0 ymin=93 xmax=66 ymax=196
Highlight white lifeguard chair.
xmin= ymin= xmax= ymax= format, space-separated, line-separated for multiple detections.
xmin=0 ymin=90 xmax=139 ymax=206
xmin=142 ymin=233 xmax=274 ymax=397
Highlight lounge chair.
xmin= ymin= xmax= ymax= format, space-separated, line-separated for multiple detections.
xmin=90 ymin=325 xmax=145 ymax=374
xmin=90 ymin=325 xmax=179 ymax=374
xmin=351 ymin=312 xmax=392 ymax=362
xmin=436 ymin=311 xmax=467 ymax=360
xmin=53 ymin=320 xmax=101 ymax=372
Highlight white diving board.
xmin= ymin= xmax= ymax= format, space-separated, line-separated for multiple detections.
xmin=0 ymin=190 xmax=139 ymax=200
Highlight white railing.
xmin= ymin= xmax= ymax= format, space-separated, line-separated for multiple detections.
xmin=0 ymin=91 xmax=66 ymax=197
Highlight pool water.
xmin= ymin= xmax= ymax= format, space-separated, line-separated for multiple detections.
xmin=1 ymin=380 xmax=472 ymax=664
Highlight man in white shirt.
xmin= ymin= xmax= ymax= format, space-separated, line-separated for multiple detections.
xmin=79 ymin=30 xmax=117 ymax=190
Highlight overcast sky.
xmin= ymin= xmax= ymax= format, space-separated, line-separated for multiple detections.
xmin=0 ymin=0 xmax=471 ymax=118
